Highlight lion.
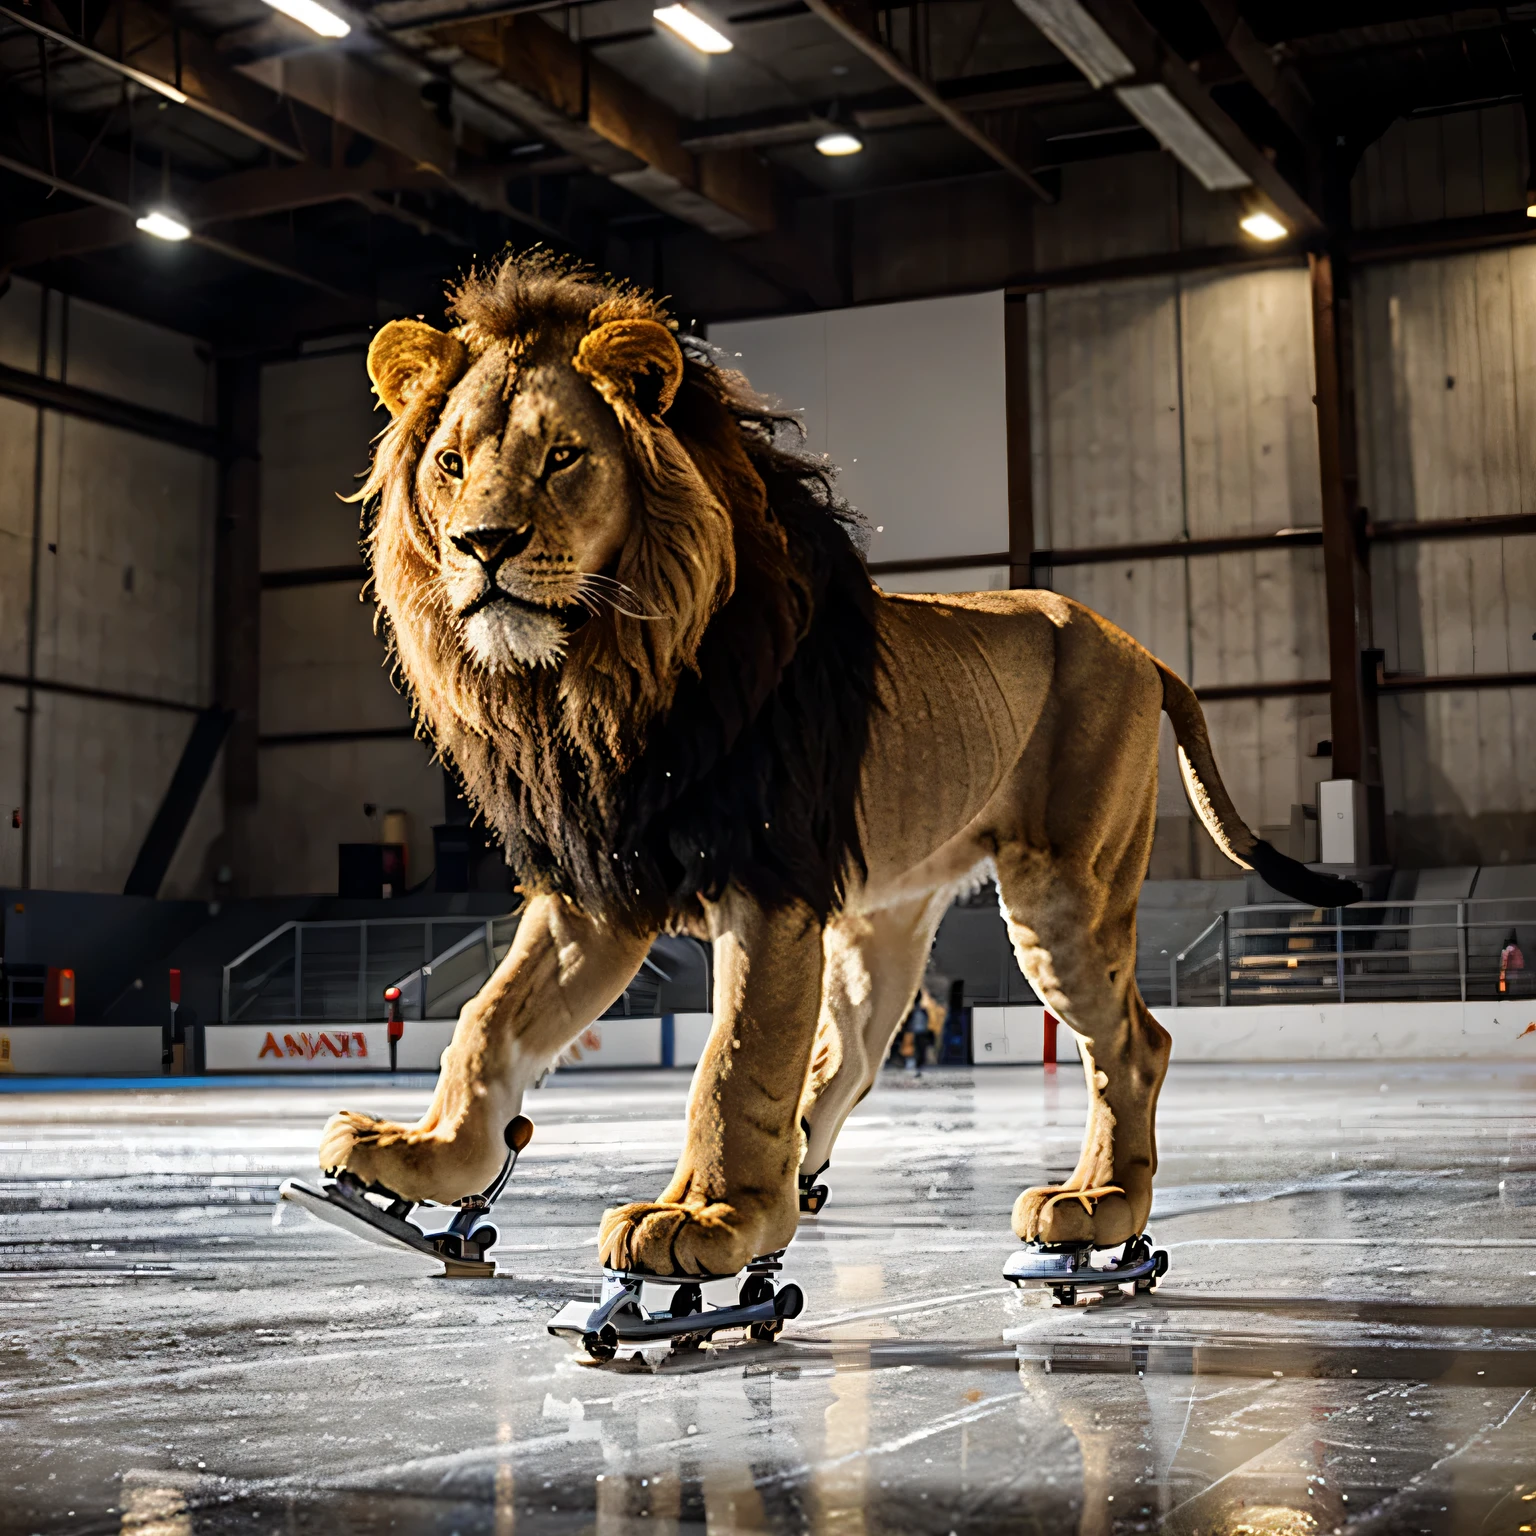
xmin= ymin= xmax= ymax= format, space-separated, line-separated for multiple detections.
xmin=318 ymin=253 xmax=1359 ymax=1278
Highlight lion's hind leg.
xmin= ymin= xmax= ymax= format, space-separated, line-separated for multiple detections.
xmin=795 ymin=891 xmax=955 ymax=1197
xmin=993 ymin=649 xmax=1171 ymax=1248
xmin=998 ymin=854 xmax=1171 ymax=1248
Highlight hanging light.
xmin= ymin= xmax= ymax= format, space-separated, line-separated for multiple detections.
xmin=815 ymin=130 xmax=864 ymax=157
xmin=1239 ymin=209 xmax=1288 ymax=242
xmin=135 ymin=210 xmax=191 ymax=241
xmin=653 ymin=5 xmax=732 ymax=54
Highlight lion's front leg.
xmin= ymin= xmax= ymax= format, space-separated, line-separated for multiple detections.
xmin=318 ymin=895 xmax=652 ymax=1204
xmin=599 ymin=891 xmax=823 ymax=1277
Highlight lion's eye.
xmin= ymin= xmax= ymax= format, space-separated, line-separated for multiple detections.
xmin=437 ymin=449 xmax=465 ymax=479
xmin=545 ymin=444 xmax=584 ymax=475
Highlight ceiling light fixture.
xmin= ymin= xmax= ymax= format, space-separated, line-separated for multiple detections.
xmin=653 ymin=5 xmax=732 ymax=54
xmin=815 ymin=130 xmax=863 ymax=157
xmin=1114 ymin=83 xmax=1250 ymax=191
xmin=1011 ymin=0 xmax=1133 ymax=88
xmin=262 ymin=0 xmax=351 ymax=39
xmin=1239 ymin=210 xmax=1288 ymax=242
xmin=135 ymin=210 xmax=191 ymax=242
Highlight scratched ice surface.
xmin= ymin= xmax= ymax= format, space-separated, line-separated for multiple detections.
xmin=3 ymin=1062 xmax=1535 ymax=1534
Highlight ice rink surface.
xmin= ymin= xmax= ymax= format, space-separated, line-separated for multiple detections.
xmin=3 ymin=1060 xmax=1536 ymax=1535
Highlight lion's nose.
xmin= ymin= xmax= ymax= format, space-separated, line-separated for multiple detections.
xmin=451 ymin=524 xmax=534 ymax=571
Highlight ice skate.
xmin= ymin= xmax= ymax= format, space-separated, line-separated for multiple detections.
xmin=548 ymin=1250 xmax=804 ymax=1361
xmin=798 ymin=1161 xmax=830 ymax=1214
xmin=279 ymin=1115 xmax=534 ymax=1278
xmin=1003 ymin=1231 xmax=1167 ymax=1306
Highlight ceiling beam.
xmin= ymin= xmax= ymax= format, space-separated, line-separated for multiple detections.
xmin=233 ymin=26 xmax=564 ymax=237
xmin=678 ymin=66 xmax=1094 ymax=153
xmin=0 ymin=1 xmax=305 ymax=161
xmin=1013 ymin=0 xmax=1323 ymax=234
xmin=798 ymin=0 xmax=1057 ymax=202
xmin=5 ymin=159 xmax=452 ymax=266
xmin=1191 ymin=0 xmax=1317 ymax=144
xmin=433 ymin=12 xmax=776 ymax=237
xmin=0 ymin=152 xmax=372 ymax=301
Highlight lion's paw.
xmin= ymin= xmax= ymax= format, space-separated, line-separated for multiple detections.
xmin=1012 ymin=1184 xmax=1136 ymax=1248
xmin=317 ymin=1109 xmax=490 ymax=1206
xmin=598 ymin=1200 xmax=782 ymax=1277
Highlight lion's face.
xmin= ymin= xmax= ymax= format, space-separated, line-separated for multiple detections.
xmin=422 ymin=346 xmax=639 ymax=669
xmin=364 ymin=303 xmax=705 ymax=678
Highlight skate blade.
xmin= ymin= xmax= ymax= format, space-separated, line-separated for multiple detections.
xmin=279 ymin=1178 xmax=495 ymax=1279
xmin=1004 ymin=1249 xmax=1163 ymax=1292
xmin=546 ymin=1296 xmax=783 ymax=1347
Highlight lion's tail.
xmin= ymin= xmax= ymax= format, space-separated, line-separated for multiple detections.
xmin=1156 ymin=660 xmax=1362 ymax=909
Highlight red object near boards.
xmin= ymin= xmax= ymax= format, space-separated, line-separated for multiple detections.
xmin=169 ymin=968 xmax=182 ymax=1006
xmin=43 ymin=968 xmax=76 ymax=1025
xmin=384 ymin=984 xmax=404 ymax=1041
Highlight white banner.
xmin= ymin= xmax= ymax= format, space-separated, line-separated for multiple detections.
xmin=203 ymin=1022 xmax=455 ymax=1073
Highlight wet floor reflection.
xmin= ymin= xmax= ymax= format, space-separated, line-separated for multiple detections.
xmin=5 ymin=1063 xmax=1536 ymax=1533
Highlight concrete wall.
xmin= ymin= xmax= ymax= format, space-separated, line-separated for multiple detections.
xmin=249 ymin=347 xmax=442 ymax=895
xmin=0 ymin=277 xmax=221 ymax=897
xmin=1354 ymin=249 xmax=1536 ymax=866
xmin=1028 ymin=265 xmax=1330 ymax=876
xmin=1352 ymin=103 xmax=1529 ymax=230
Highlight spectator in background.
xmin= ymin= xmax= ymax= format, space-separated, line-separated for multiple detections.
xmin=1500 ymin=931 xmax=1526 ymax=996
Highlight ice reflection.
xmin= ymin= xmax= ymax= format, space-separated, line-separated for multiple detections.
xmin=812 ymin=1264 xmax=892 ymax=1535
xmin=119 ymin=1477 xmax=191 ymax=1536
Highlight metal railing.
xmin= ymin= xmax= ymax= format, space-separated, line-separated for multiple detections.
xmin=1169 ymin=897 xmax=1535 ymax=1007
xmin=220 ymin=913 xmax=685 ymax=1025
xmin=221 ymin=915 xmax=519 ymax=1025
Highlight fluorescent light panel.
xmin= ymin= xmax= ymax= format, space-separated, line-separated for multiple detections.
xmin=1240 ymin=211 xmax=1288 ymax=242
xmin=136 ymin=210 xmax=191 ymax=241
xmin=263 ymin=0 xmax=351 ymax=39
xmin=1010 ymin=0 xmax=1133 ymax=88
xmin=653 ymin=5 xmax=732 ymax=53
xmin=1114 ymin=83 xmax=1251 ymax=192
xmin=815 ymin=131 xmax=863 ymax=157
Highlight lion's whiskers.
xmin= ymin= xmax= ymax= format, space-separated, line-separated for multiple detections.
xmin=575 ymin=573 xmax=663 ymax=621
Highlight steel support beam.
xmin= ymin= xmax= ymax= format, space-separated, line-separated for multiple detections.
xmin=1004 ymin=295 xmax=1035 ymax=589
xmin=800 ymin=0 xmax=1056 ymax=202
xmin=215 ymin=358 xmax=263 ymax=813
xmin=0 ymin=2 xmax=304 ymax=160
xmin=0 ymin=360 xmax=220 ymax=455
xmin=1022 ymin=0 xmax=1323 ymax=234
xmin=8 ymin=159 xmax=447 ymax=267
xmin=432 ymin=11 xmax=776 ymax=236
xmin=1191 ymin=0 xmax=1317 ymax=144
xmin=0 ymin=152 xmax=367 ymax=299
xmin=1310 ymin=248 xmax=1383 ymax=854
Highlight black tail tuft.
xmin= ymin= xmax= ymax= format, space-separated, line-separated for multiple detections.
xmin=1247 ymin=840 xmax=1362 ymax=909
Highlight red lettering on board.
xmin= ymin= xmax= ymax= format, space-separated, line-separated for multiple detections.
xmin=259 ymin=1032 xmax=282 ymax=1059
xmin=283 ymin=1034 xmax=304 ymax=1058
xmin=353 ymin=1031 xmax=368 ymax=1057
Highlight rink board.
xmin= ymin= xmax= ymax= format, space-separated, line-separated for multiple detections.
xmin=0 ymin=1026 xmax=164 ymax=1075
xmin=973 ymin=1000 xmax=1536 ymax=1063
xmin=201 ymin=1016 xmax=671 ymax=1072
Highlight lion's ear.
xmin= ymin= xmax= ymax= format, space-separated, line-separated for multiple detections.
xmin=573 ymin=318 xmax=683 ymax=420
xmin=368 ymin=320 xmax=468 ymax=416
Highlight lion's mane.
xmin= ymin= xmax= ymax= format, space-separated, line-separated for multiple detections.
xmin=360 ymin=254 xmax=879 ymax=932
